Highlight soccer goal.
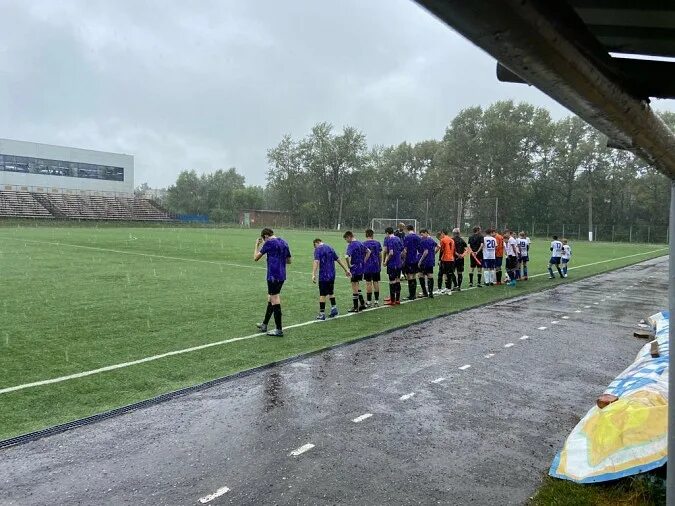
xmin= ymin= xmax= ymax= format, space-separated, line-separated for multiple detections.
xmin=370 ymin=218 xmax=418 ymax=233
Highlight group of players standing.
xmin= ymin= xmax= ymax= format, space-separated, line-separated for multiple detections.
xmin=253 ymin=224 xmax=571 ymax=337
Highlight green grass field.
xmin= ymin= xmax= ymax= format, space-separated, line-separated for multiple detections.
xmin=0 ymin=225 xmax=667 ymax=441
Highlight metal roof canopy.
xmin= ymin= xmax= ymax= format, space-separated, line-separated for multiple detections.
xmin=415 ymin=0 xmax=675 ymax=179
xmin=413 ymin=0 xmax=675 ymax=501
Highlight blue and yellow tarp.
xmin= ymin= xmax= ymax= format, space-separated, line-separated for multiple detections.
xmin=549 ymin=311 xmax=669 ymax=483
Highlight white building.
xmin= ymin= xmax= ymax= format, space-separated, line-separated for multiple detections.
xmin=0 ymin=138 xmax=134 ymax=196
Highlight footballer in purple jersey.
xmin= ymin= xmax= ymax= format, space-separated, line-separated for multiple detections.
xmin=417 ymin=229 xmax=438 ymax=298
xmin=312 ymin=239 xmax=351 ymax=320
xmin=402 ymin=225 xmax=422 ymax=300
xmin=383 ymin=227 xmax=404 ymax=305
xmin=343 ymin=231 xmax=371 ymax=312
xmin=254 ymin=228 xmax=292 ymax=336
xmin=363 ymin=229 xmax=383 ymax=307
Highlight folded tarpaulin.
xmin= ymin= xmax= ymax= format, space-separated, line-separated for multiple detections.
xmin=549 ymin=311 xmax=669 ymax=483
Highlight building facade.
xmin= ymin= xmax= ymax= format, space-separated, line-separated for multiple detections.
xmin=0 ymin=138 xmax=134 ymax=196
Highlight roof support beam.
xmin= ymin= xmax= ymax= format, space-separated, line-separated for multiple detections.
xmin=414 ymin=0 xmax=675 ymax=178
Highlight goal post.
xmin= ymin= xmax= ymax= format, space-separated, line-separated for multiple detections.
xmin=370 ymin=218 xmax=418 ymax=233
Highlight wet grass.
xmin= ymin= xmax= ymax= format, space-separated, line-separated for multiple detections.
xmin=0 ymin=225 xmax=667 ymax=440
xmin=530 ymin=472 xmax=666 ymax=505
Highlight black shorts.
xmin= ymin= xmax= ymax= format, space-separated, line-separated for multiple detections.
xmin=387 ymin=265 xmax=402 ymax=281
xmin=470 ymin=252 xmax=483 ymax=269
xmin=403 ymin=263 xmax=418 ymax=275
xmin=318 ymin=280 xmax=335 ymax=296
xmin=506 ymin=256 xmax=518 ymax=270
xmin=267 ymin=280 xmax=284 ymax=295
xmin=364 ymin=272 xmax=381 ymax=282
xmin=440 ymin=260 xmax=455 ymax=276
xmin=549 ymin=257 xmax=561 ymax=265
xmin=420 ymin=265 xmax=434 ymax=275
xmin=455 ymin=257 xmax=465 ymax=272
xmin=350 ymin=273 xmax=364 ymax=283
xmin=495 ymin=256 xmax=503 ymax=268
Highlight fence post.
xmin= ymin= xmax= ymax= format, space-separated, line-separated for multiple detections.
xmin=562 ymin=223 xmax=565 ymax=238
xmin=629 ymin=225 xmax=632 ymax=243
xmin=546 ymin=224 xmax=549 ymax=237
xmin=612 ymin=225 xmax=615 ymax=242
xmin=578 ymin=224 xmax=581 ymax=239
xmin=648 ymin=226 xmax=651 ymax=244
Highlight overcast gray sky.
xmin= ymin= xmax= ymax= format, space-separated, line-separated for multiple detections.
xmin=2 ymin=0 xmax=673 ymax=188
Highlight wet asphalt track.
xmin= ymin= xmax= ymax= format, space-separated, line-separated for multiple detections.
xmin=0 ymin=257 xmax=668 ymax=505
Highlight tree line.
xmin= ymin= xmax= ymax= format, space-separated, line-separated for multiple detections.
xmin=163 ymin=100 xmax=673 ymax=231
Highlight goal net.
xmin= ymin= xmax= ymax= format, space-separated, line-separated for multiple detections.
xmin=370 ymin=218 xmax=418 ymax=234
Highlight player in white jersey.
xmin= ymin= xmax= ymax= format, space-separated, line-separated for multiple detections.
xmin=478 ymin=228 xmax=497 ymax=286
xmin=548 ymin=235 xmax=564 ymax=279
xmin=505 ymin=230 xmax=519 ymax=286
xmin=561 ymin=239 xmax=571 ymax=277
xmin=517 ymin=231 xmax=529 ymax=280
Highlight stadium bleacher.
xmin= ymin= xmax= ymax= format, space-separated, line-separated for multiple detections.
xmin=0 ymin=191 xmax=174 ymax=221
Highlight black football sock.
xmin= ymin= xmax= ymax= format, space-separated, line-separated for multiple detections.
xmin=374 ymin=291 xmax=379 ymax=301
xmin=438 ymin=271 xmax=443 ymax=290
xmin=428 ymin=278 xmax=434 ymax=294
xmin=469 ymin=273 xmax=474 ymax=285
xmin=407 ymin=279 xmax=415 ymax=298
xmin=352 ymin=294 xmax=359 ymax=309
xmin=389 ymin=283 xmax=395 ymax=300
xmin=457 ymin=273 xmax=463 ymax=288
xmin=329 ymin=297 xmax=336 ymax=307
xmin=263 ymin=302 xmax=273 ymax=325
xmin=395 ymin=283 xmax=401 ymax=301
xmin=367 ymin=292 xmax=372 ymax=302
xmin=557 ymin=266 xmax=564 ymax=278
xmin=420 ymin=277 xmax=428 ymax=296
xmin=358 ymin=290 xmax=365 ymax=306
xmin=496 ymin=271 xmax=502 ymax=283
xmin=449 ymin=273 xmax=457 ymax=289
xmin=319 ymin=301 xmax=326 ymax=312
xmin=272 ymin=304 xmax=282 ymax=330
xmin=478 ymin=273 xmax=482 ymax=285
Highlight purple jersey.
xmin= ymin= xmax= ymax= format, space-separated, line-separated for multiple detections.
xmin=384 ymin=235 xmax=404 ymax=269
xmin=346 ymin=240 xmax=368 ymax=275
xmin=259 ymin=237 xmax=291 ymax=282
xmin=419 ymin=237 xmax=437 ymax=268
xmin=314 ymin=243 xmax=339 ymax=282
xmin=362 ymin=239 xmax=382 ymax=274
xmin=403 ymin=233 xmax=421 ymax=265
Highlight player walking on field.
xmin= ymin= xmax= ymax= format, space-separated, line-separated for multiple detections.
xmin=561 ymin=239 xmax=571 ymax=277
xmin=343 ymin=231 xmax=371 ymax=312
xmin=437 ymin=229 xmax=456 ymax=294
xmin=254 ymin=228 xmax=291 ymax=337
xmin=402 ymin=224 xmax=422 ymax=300
xmin=383 ymin=227 xmax=404 ymax=305
xmin=468 ymin=226 xmax=484 ymax=287
xmin=517 ymin=231 xmax=529 ymax=280
xmin=417 ymin=229 xmax=438 ymax=298
xmin=363 ymin=229 xmax=383 ymax=307
xmin=548 ymin=235 xmax=564 ymax=279
xmin=312 ymin=239 xmax=351 ymax=320
xmin=479 ymin=228 xmax=497 ymax=286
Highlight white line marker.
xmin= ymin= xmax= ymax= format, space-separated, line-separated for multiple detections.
xmin=584 ymin=305 xmax=592 ymax=308
xmin=538 ymin=326 xmax=548 ymax=330
xmin=562 ymin=316 xmax=570 ymax=319
xmin=3 ymin=250 xmax=665 ymax=395
xmin=199 ymin=486 xmax=230 ymax=503
xmin=504 ymin=343 xmax=514 ymax=348
xmin=575 ymin=310 xmax=582 ymax=313
xmin=352 ymin=413 xmax=373 ymax=423
xmin=400 ymin=392 xmax=416 ymax=400
xmin=551 ymin=320 xmax=560 ymax=324
xmin=593 ymin=302 xmax=599 ymax=305
xmin=430 ymin=377 xmax=446 ymax=384
xmin=484 ymin=353 xmax=495 ymax=358
xmin=520 ymin=335 xmax=529 ymax=340
xmin=459 ymin=364 xmax=471 ymax=370
xmin=289 ymin=443 xmax=315 ymax=456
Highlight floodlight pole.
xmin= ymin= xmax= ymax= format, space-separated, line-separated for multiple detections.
xmin=669 ymin=180 xmax=675 ymax=503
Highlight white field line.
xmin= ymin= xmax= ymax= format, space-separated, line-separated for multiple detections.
xmin=399 ymin=392 xmax=416 ymax=400
xmin=459 ymin=364 xmax=471 ymax=371
xmin=289 ymin=443 xmax=315 ymax=456
xmin=484 ymin=353 xmax=495 ymax=358
xmin=519 ymin=335 xmax=529 ymax=340
xmin=504 ymin=343 xmax=514 ymax=348
xmin=1 ymin=248 xmax=666 ymax=395
xmin=352 ymin=413 xmax=373 ymax=423
xmin=199 ymin=486 xmax=230 ymax=504
xmin=430 ymin=377 xmax=446 ymax=384
xmin=537 ymin=326 xmax=548 ymax=330
xmin=0 ymin=236 xmax=309 ymax=275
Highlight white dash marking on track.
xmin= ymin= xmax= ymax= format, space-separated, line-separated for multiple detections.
xmin=562 ymin=316 xmax=570 ymax=319
xmin=551 ymin=320 xmax=560 ymax=324
xmin=199 ymin=486 xmax=230 ymax=503
xmin=593 ymin=302 xmax=599 ymax=305
xmin=289 ymin=443 xmax=315 ymax=456
xmin=459 ymin=364 xmax=471 ymax=370
xmin=538 ymin=326 xmax=548 ymax=330
xmin=400 ymin=392 xmax=416 ymax=400
xmin=520 ymin=335 xmax=529 ymax=340
xmin=352 ymin=413 xmax=373 ymax=423
xmin=430 ymin=377 xmax=446 ymax=384
xmin=584 ymin=305 xmax=592 ymax=308
xmin=504 ymin=343 xmax=514 ymax=348
xmin=575 ymin=310 xmax=582 ymax=313
xmin=484 ymin=353 xmax=495 ymax=358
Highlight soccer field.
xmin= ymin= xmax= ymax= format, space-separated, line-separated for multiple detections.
xmin=0 ymin=225 xmax=667 ymax=441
